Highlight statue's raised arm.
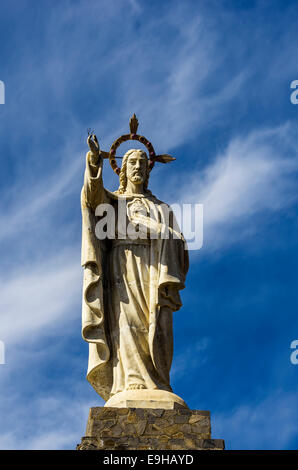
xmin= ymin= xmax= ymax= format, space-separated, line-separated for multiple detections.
xmin=83 ymin=134 xmax=105 ymax=210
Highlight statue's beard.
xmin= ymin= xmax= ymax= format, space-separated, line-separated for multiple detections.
xmin=129 ymin=174 xmax=144 ymax=183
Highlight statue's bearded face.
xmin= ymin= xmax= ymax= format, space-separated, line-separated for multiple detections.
xmin=126 ymin=151 xmax=148 ymax=185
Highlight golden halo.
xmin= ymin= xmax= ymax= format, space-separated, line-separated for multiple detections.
xmin=109 ymin=114 xmax=156 ymax=175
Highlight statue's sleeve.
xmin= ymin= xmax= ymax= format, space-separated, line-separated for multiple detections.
xmin=81 ymin=151 xmax=110 ymax=267
xmin=80 ymin=152 xmax=112 ymax=398
xmin=83 ymin=151 xmax=108 ymax=210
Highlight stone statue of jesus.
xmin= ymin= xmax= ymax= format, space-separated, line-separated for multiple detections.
xmin=81 ymin=131 xmax=189 ymax=408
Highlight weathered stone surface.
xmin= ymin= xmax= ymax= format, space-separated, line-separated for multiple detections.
xmin=77 ymin=407 xmax=225 ymax=450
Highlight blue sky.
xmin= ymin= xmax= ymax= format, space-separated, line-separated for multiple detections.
xmin=0 ymin=0 xmax=298 ymax=450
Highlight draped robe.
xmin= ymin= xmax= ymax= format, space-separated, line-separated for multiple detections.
xmin=81 ymin=153 xmax=189 ymax=401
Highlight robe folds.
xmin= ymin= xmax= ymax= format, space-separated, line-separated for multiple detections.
xmin=81 ymin=154 xmax=189 ymax=401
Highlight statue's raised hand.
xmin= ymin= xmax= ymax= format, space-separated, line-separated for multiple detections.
xmin=87 ymin=134 xmax=101 ymax=166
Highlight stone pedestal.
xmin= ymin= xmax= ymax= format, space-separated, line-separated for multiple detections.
xmin=77 ymin=407 xmax=225 ymax=450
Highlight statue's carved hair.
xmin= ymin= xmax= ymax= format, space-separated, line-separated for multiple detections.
xmin=116 ymin=149 xmax=151 ymax=195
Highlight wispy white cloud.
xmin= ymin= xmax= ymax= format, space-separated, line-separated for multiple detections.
xmin=115 ymin=10 xmax=247 ymax=152
xmin=0 ymin=153 xmax=82 ymax=243
xmin=171 ymin=123 xmax=298 ymax=251
xmin=213 ymin=390 xmax=298 ymax=449
xmin=0 ymin=251 xmax=81 ymax=343
xmin=0 ymin=390 xmax=97 ymax=450
xmin=2 ymin=0 xmax=249 ymax=163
